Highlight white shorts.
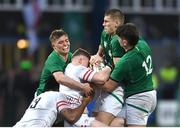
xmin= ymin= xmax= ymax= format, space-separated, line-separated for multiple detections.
xmin=118 ymin=90 xmax=157 ymax=125
xmin=93 ymin=86 xmax=124 ymax=116
xmin=64 ymin=114 xmax=95 ymax=127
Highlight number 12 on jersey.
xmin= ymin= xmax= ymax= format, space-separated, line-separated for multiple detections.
xmin=142 ymin=55 xmax=153 ymax=76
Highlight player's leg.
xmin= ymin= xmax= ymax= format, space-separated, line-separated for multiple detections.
xmin=90 ymin=119 xmax=108 ymax=127
xmin=93 ymin=93 xmax=115 ymax=125
xmin=95 ymin=111 xmax=115 ymax=125
xmin=110 ymin=117 xmax=125 ymax=127
xmin=93 ymin=87 xmax=124 ymax=125
xmin=110 ymin=104 xmax=126 ymax=127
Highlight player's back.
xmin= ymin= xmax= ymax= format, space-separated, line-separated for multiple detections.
xmin=136 ymin=38 xmax=152 ymax=57
xmin=13 ymin=91 xmax=64 ymax=127
xmin=119 ymin=39 xmax=154 ymax=97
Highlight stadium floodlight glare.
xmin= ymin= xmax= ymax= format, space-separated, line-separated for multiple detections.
xmin=17 ymin=39 xmax=29 ymax=49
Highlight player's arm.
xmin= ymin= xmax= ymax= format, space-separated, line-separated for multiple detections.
xmin=91 ymin=66 xmax=112 ymax=85
xmin=111 ymin=37 xmax=124 ymax=65
xmin=97 ymin=61 xmax=125 ymax=92
xmin=98 ymin=78 xmax=118 ymax=92
xmin=53 ymin=71 xmax=93 ymax=96
xmin=60 ymin=94 xmax=93 ymax=124
xmin=96 ymin=45 xmax=104 ymax=57
xmin=90 ymin=45 xmax=104 ymax=65
xmin=79 ymin=65 xmax=111 ymax=85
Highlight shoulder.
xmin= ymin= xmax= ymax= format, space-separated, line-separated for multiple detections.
xmin=116 ymin=56 xmax=127 ymax=66
xmin=48 ymin=50 xmax=59 ymax=58
xmin=136 ymin=38 xmax=151 ymax=53
xmin=67 ymin=52 xmax=73 ymax=63
xmin=119 ymin=50 xmax=137 ymax=65
xmin=45 ymin=51 xmax=59 ymax=63
xmin=111 ymin=34 xmax=119 ymax=44
xmin=137 ymin=37 xmax=149 ymax=47
xmin=68 ymin=52 xmax=73 ymax=57
xmin=101 ymin=30 xmax=109 ymax=38
xmin=65 ymin=63 xmax=76 ymax=71
xmin=101 ymin=30 xmax=106 ymax=35
xmin=112 ymin=34 xmax=119 ymax=40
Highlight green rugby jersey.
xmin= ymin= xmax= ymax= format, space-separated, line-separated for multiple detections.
xmin=36 ymin=50 xmax=72 ymax=96
xmin=100 ymin=30 xmax=125 ymax=66
xmin=110 ymin=39 xmax=154 ymax=98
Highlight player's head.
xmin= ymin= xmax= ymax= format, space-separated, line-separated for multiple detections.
xmin=49 ymin=29 xmax=70 ymax=55
xmin=72 ymin=48 xmax=91 ymax=67
xmin=116 ymin=23 xmax=139 ymax=49
xmin=103 ymin=9 xmax=124 ymax=35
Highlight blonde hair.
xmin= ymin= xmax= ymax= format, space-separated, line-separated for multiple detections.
xmin=105 ymin=9 xmax=125 ymax=25
xmin=49 ymin=29 xmax=68 ymax=44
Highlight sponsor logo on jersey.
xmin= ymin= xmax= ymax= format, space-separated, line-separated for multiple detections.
xmin=104 ymin=41 xmax=107 ymax=48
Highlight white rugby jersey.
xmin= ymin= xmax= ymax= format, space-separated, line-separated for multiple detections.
xmin=59 ymin=63 xmax=96 ymax=99
xmin=13 ymin=91 xmax=75 ymax=127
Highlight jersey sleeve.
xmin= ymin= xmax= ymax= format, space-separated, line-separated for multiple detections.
xmin=46 ymin=57 xmax=64 ymax=73
xmin=111 ymin=36 xmax=125 ymax=58
xmin=110 ymin=59 xmax=127 ymax=82
xmin=100 ymin=30 xmax=106 ymax=47
xmin=77 ymin=66 xmax=96 ymax=82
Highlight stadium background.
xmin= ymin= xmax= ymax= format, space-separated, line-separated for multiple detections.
xmin=0 ymin=0 xmax=180 ymax=126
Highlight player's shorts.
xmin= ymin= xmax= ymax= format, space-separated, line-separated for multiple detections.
xmin=117 ymin=90 xmax=157 ymax=125
xmin=64 ymin=114 xmax=95 ymax=127
xmin=93 ymin=86 xmax=124 ymax=116
xmin=13 ymin=119 xmax=49 ymax=127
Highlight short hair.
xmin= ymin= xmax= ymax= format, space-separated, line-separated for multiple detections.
xmin=105 ymin=9 xmax=124 ymax=25
xmin=49 ymin=29 xmax=68 ymax=43
xmin=116 ymin=23 xmax=139 ymax=46
xmin=72 ymin=48 xmax=91 ymax=60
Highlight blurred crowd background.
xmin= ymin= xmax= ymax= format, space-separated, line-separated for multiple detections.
xmin=0 ymin=0 xmax=180 ymax=127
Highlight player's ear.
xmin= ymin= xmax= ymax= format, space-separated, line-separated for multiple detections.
xmin=115 ymin=20 xmax=120 ymax=27
xmin=52 ymin=42 xmax=55 ymax=49
xmin=122 ymin=39 xmax=128 ymax=47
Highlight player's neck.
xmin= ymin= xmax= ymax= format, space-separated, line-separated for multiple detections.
xmin=59 ymin=54 xmax=68 ymax=61
xmin=110 ymin=32 xmax=116 ymax=36
xmin=125 ymin=45 xmax=134 ymax=52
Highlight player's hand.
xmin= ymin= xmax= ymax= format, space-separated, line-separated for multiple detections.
xmin=82 ymin=83 xmax=94 ymax=97
xmin=90 ymin=54 xmax=103 ymax=66
xmin=82 ymin=90 xmax=94 ymax=104
xmin=104 ymin=57 xmax=114 ymax=70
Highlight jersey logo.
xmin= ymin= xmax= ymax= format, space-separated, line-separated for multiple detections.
xmin=108 ymin=50 xmax=112 ymax=58
xmin=104 ymin=41 xmax=107 ymax=48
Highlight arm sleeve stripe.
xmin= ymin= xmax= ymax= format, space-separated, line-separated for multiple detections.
xmin=84 ymin=70 xmax=93 ymax=81
xmin=83 ymin=69 xmax=91 ymax=80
